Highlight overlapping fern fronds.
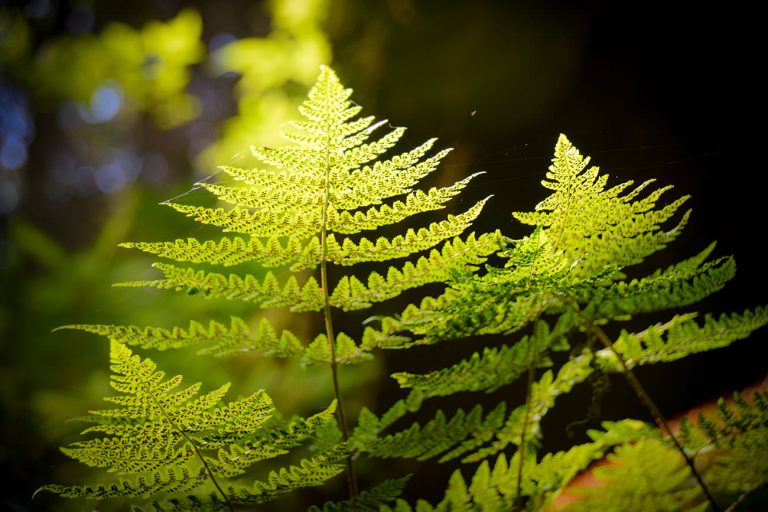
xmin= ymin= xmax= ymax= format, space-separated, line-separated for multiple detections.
xmin=356 ymin=134 xmax=768 ymax=510
xmin=37 ymin=341 xmax=342 ymax=510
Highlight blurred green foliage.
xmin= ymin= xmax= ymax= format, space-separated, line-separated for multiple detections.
xmin=31 ymin=8 xmax=205 ymax=127
xmin=199 ymin=0 xmax=331 ymax=168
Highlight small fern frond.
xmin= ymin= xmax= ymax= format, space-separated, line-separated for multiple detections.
xmin=596 ymin=306 xmax=768 ymax=370
xmin=121 ymin=235 xmax=321 ymax=270
xmin=514 ymin=134 xmax=690 ymax=280
xmin=56 ymin=316 xmax=304 ymax=357
xmin=307 ymin=476 xmax=411 ymax=512
xmin=325 ymin=201 xmax=492 ymax=266
xmin=584 ymin=255 xmax=736 ymax=320
xmin=117 ymin=263 xmax=324 ymax=312
xmin=562 ymin=438 xmax=708 ymax=512
xmin=38 ymin=342 xmax=341 ymax=508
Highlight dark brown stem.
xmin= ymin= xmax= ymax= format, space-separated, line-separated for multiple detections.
xmin=586 ymin=321 xmax=720 ymax=512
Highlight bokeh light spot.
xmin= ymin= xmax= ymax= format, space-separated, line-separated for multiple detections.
xmin=0 ymin=135 xmax=27 ymax=170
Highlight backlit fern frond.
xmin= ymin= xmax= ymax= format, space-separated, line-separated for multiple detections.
xmin=56 ymin=316 xmax=304 ymax=357
xmin=56 ymin=65 xmax=502 ymax=507
xmin=379 ymin=135 xmax=734 ymax=344
xmin=359 ymin=351 xmax=592 ymax=465
xmin=37 ymin=342 xmax=342 ymax=509
xmin=596 ymin=306 xmax=768 ymax=370
xmin=71 ymin=65 xmax=500 ymax=369
xmin=357 ymin=133 xmax=766 ymax=510
xmin=513 ymin=134 xmax=690 ymax=280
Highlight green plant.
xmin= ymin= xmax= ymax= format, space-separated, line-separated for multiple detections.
xmin=39 ymin=68 xmax=767 ymax=511
xmin=355 ymin=134 xmax=768 ymax=511
xmin=40 ymin=66 xmax=500 ymax=509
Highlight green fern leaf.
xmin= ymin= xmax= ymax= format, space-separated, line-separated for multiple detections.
xmin=38 ymin=341 xmax=341 ymax=508
xmin=307 ymin=476 xmax=411 ymax=511
xmin=116 ymin=263 xmax=325 ymax=311
xmin=562 ymin=438 xmax=708 ymax=512
xmin=596 ymin=306 xmax=768 ymax=370
xmin=56 ymin=316 xmax=304 ymax=357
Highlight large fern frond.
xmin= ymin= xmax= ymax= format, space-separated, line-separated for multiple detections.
xmin=110 ymin=65 xmax=500 ymax=361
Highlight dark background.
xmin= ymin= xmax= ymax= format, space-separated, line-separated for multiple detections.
xmin=1 ymin=0 xmax=765 ymax=509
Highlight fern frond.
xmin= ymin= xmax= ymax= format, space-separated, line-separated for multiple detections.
xmin=584 ymin=254 xmax=736 ymax=319
xmin=121 ymin=235 xmax=321 ymax=270
xmin=562 ymin=438 xmax=708 ymax=512
xmin=325 ymin=200 xmax=491 ymax=266
xmin=329 ymin=231 xmax=502 ymax=311
xmin=116 ymin=263 xmax=324 ymax=312
xmin=596 ymin=306 xmax=768 ymax=369
xmin=39 ymin=342 xmax=341 ymax=507
xmin=56 ymin=316 xmax=304 ymax=357
xmin=327 ymin=173 xmax=483 ymax=234
xmin=307 ymin=476 xmax=411 ymax=512
xmin=514 ymin=134 xmax=690 ymax=279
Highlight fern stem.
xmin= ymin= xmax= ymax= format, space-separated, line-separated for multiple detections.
xmin=724 ymin=485 xmax=756 ymax=512
xmin=586 ymin=321 xmax=721 ymax=512
xmin=319 ymin=113 xmax=359 ymax=498
xmin=320 ymin=255 xmax=359 ymax=497
xmin=514 ymin=334 xmax=539 ymax=510
xmin=147 ymin=383 xmax=235 ymax=512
